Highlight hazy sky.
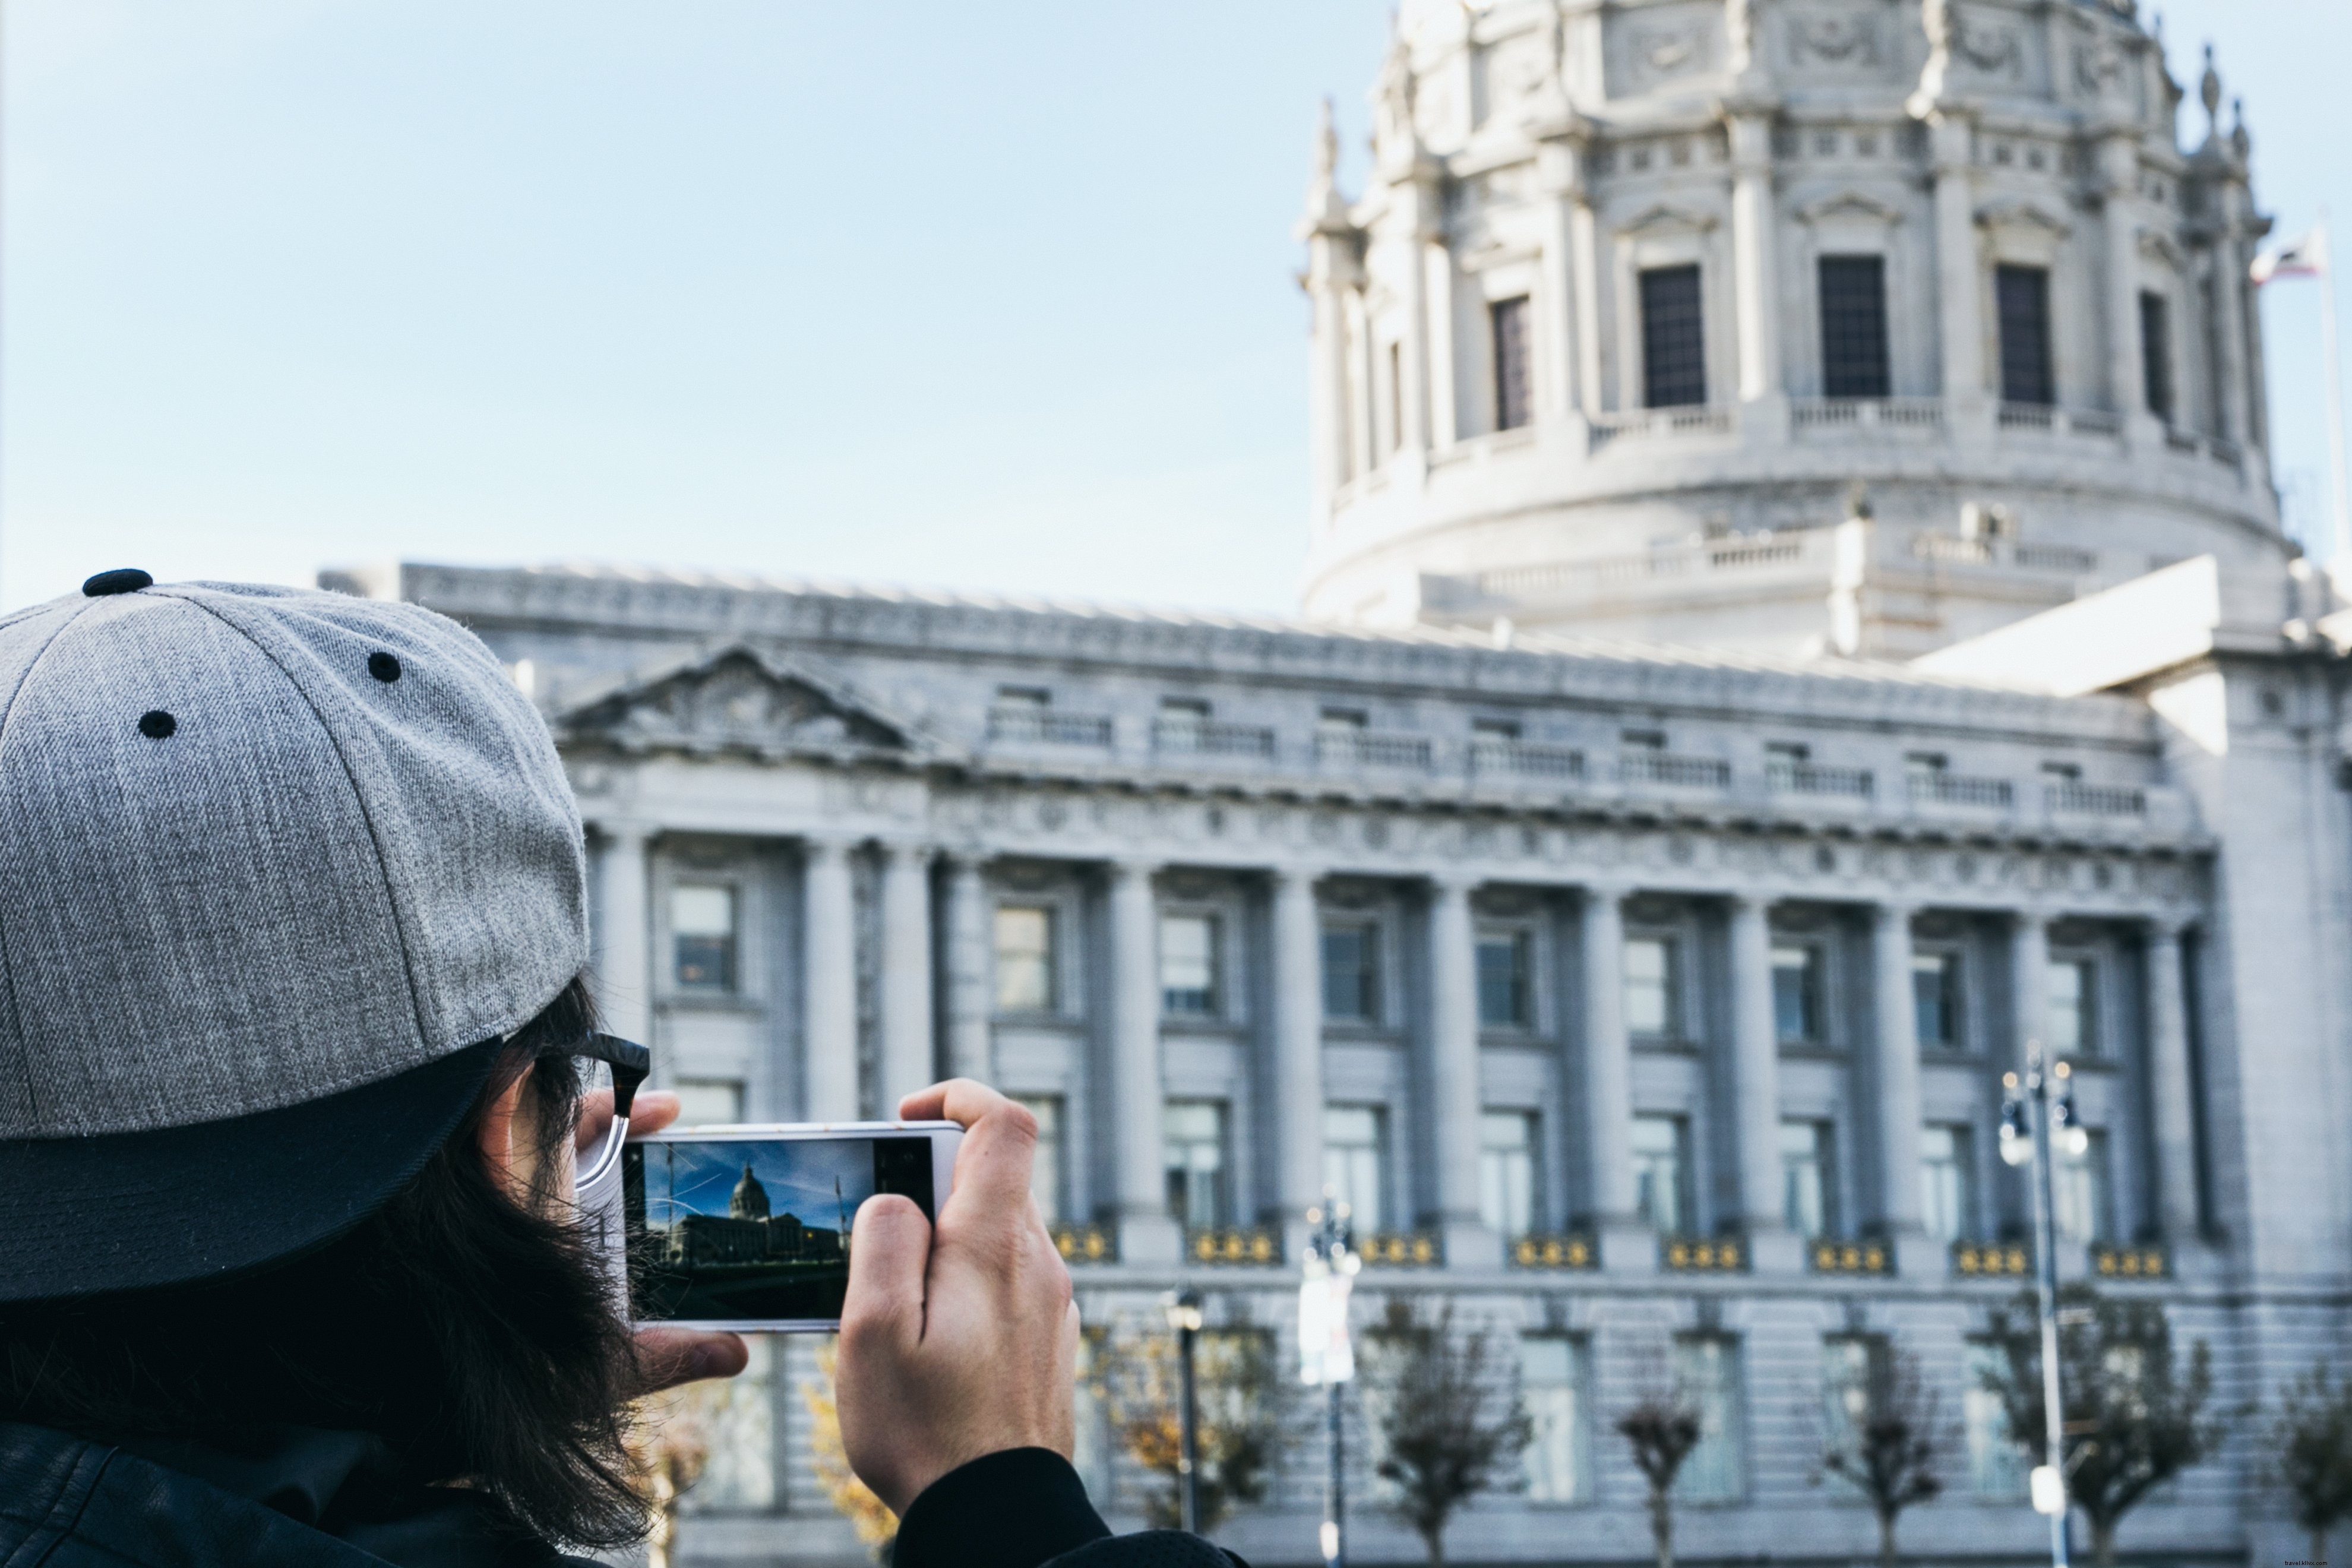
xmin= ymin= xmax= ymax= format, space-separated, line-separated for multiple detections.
xmin=645 ymin=1136 xmax=869 ymax=1232
xmin=4 ymin=1 xmax=2344 ymax=617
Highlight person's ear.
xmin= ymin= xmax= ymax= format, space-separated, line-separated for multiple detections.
xmin=475 ymin=1066 xmax=537 ymax=1204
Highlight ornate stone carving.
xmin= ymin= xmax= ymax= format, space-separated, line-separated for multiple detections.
xmin=563 ymin=646 xmax=920 ymax=761
xmin=1790 ymin=10 xmax=1879 ymax=67
xmin=1952 ymin=12 xmax=2024 ymax=77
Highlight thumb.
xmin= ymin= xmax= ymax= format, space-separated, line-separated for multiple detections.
xmin=843 ymin=1193 xmax=932 ymax=1352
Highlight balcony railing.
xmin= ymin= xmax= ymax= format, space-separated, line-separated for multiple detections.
xmin=2089 ymin=1242 xmax=2169 ymax=1279
xmin=1619 ymin=751 xmax=1732 ymax=790
xmin=1051 ymin=1223 xmax=1118 ymax=1264
xmin=1358 ymin=1231 xmax=1444 ymax=1268
xmin=1790 ymin=396 xmax=1949 ymax=433
xmin=1471 ymin=738 xmax=1586 ymax=782
xmin=1660 ymin=1235 xmax=1747 ymax=1272
xmin=1951 ymin=1240 xmax=2032 ymax=1278
xmin=1997 ymin=403 xmax=2125 ymax=439
xmin=1510 ymin=1232 xmax=1600 ymax=1270
xmin=1769 ymin=761 xmax=1874 ymax=800
xmin=1808 ymin=1237 xmax=1893 ymax=1276
xmin=1186 ymin=1226 xmax=1284 ymax=1267
xmin=987 ymin=707 xmax=1114 ymax=747
xmin=1153 ymin=717 xmax=1276 ymax=760
xmin=1315 ymin=731 xmax=1434 ymax=771
xmin=1911 ymin=533 xmax=2098 ymax=574
xmin=1587 ymin=405 xmax=1735 ymax=451
xmin=1910 ymin=772 xmax=2015 ymax=810
xmin=2048 ymin=782 xmax=2147 ymax=818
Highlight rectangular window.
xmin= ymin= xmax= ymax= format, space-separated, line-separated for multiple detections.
xmin=1521 ymin=1335 xmax=1591 ymax=1503
xmin=1492 ymin=295 xmax=1532 ymax=431
xmin=1912 ymin=951 xmax=1959 ymax=1048
xmin=2139 ymin=290 xmax=2174 ymax=421
xmin=1920 ymin=1123 xmax=1975 ymax=1243
xmin=1477 ymin=930 xmax=1532 ymax=1028
xmin=994 ymin=905 xmax=1056 ymax=1013
xmin=2048 ymin=957 xmax=2098 ymax=1055
xmin=1764 ymin=740 xmax=1810 ymax=788
xmin=1818 ymin=255 xmax=1892 ymax=399
xmin=671 ymin=884 xmax=738 ymax=991
xmin=1160 ymin=913 xmax=1219 ymax=1018
xmin=1321 ymin=925 xmax=1380 ymax=1023
xmin=1480 ymin=1110 xmax=1541 ymax=1237
xmin=1674 ymin=1336 xmax=1745 ymax=1503
xmin=994 ymin=685 xmax=1050 ymax=710
xmin=1387 ymin=341 xmax=1405 ymax=456
xmin=1624 ymin=936 xmax=1680 ymax=1038
xmin=673 ymin=1077 xmax=745 ymax=1126
xmin=1771 ymin=944 xmax=1821 ymax=1045
xmin=1015 ymin=1095 xmax=1066 ymax=1224
xmin=1996 ymin=264 xmax=2056 ymax=406
xmin=1158 ymin=697 xmax=1211 ymax=745
xmin=1780 ymin=1119 xmax=1836 ymax=1238
xmin=1632 ymin=1113 xmax=1689 ymax=1235
xmin=2054 ymin=1127 xmax=2112 ymax=1242
xmin=1820 ymin=1335 xmax=1884 ymax=1458
xmin=1163 ymin=1099 xmax=1230 ymax=1229
xmin=1965 ymin=1340 xmax=2028 ymax=1497
xmin=1639 ymin=264 xmax=1708 ymax=409
xmin=1323 ymin=1104 xmax=1389 ymax=1233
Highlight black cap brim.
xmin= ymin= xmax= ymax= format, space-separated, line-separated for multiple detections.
xmin=0 ymin=1038 xmax=502 ymax=1303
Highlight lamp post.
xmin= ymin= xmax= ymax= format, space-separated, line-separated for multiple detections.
xmin=1999 ymin=1041 xmax=2088 ymax=1568
xmin=1162 ymin=1289 xmax=1206 ymax=1535
xmin=1299 ymin=1193 xmax=1360 ymax=1568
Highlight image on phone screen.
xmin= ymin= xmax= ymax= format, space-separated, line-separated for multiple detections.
xmin=624 ymin=1134 xmax=936 ymax=1324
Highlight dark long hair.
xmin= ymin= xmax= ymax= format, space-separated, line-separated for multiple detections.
xmin=0 ymin=975 xmax=648 ymax=1548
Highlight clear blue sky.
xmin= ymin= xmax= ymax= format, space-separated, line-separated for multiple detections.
xmin=4 ymin=1 xmax=2343 ymax=617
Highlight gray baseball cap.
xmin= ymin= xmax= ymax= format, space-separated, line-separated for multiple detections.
xmin=0 ymin=570 xmax=589 ymax=1299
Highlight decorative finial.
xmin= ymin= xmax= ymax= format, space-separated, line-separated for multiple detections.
xmin=2199 ymin=43 xmax=2222 ymax=132
xmin=2151 ymin=10 xmax=2164 ymax=48
xmin=2231 ymin=97 xmax=2250 ymax=162
xmin=1315 ymin=96 xmax=1338 ymax=185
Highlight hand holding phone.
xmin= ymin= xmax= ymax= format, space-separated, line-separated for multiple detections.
xmin=834 ymin=1081 xmax=1080 ymax=1517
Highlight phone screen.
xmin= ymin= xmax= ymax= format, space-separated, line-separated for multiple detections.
xmin=623 ymin=1134 xmax=937 ymax=1324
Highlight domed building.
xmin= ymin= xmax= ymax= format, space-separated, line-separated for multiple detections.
xmin=730 ymin=1162 xmax=772 ymax=1221
xmin=330 ymin=4 xmax=2348 ymax=1563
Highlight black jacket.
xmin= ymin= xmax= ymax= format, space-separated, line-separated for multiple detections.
xmin=0 ymin=1423 xmax=1238 ymax=1568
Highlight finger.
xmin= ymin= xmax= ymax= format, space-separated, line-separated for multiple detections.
xmin=627 ymin=1089 xmax=683 ymax=1136
xmin=632 ymin=1327 xmax=749 ymax=1395
xmin=842 ymin=1193 xmax=932 ymax=1354
xmin=931 ymin=1095 xmax=1042 ymax=1233
xmin=896 ymin=1077 xmax=1005 ymax=1126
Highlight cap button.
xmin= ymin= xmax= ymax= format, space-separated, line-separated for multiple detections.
xmin=83 ymin=568 xmax=154 ymax=598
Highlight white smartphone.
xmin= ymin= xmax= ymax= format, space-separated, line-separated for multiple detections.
xmin=587 ymin=1121 xmax=962 ymax=1333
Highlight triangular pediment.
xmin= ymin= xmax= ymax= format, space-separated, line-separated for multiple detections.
xmin=561 ymin=645 xmax=934 ymax=763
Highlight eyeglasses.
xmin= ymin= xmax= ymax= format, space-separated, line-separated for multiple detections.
xmin=544 ymin=1031 xmax=651 ymax=1121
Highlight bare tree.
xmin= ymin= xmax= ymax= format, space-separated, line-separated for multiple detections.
xmin=1981 ymin=1284 xmax=2225 ymax=1567
xmin=1361 ymin=1299 xmax=1532 ymax=1565
xmin=1614 ymin=1356 xmax=1704 ymax=1568
xmin=1097 ymin=1318 xmax=1281 ymax=1532
xmin=1807 ymin=1342 xmax=1952 ymax=1568
xmin=2266 ymin=1362 xmax=2352 ymax=1568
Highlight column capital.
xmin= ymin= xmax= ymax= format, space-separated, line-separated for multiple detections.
xmin=1724 ymin=889 xmax=1781 ymax=918
xmin=588 ymin=818 xmax=657 ymax=849
xmin=875 ymin=839 xmax=937 ymax=867
xmin=1873 ymin=899 xmax=1922 ymax=925
xmin=1105 ymin=857 xmax=1161 ymax=886
xmin=2010 ymin=906 xmax=2053 ymax=932
xmin=1580 ymin=880 xmax=1635 ymax=907
xmin=1267 ymin=862 xmax=1326 ymax=892
xmin=1426 ymin=869 xmax=1482 ymax=898
xmin=2144 ymin=913 xmax=2193 ymax=943
xmin=801 ymin=834 xmax=856 ymax=861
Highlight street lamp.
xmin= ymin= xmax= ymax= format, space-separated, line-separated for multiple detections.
xmin=1299 ymin=1193 xmax=1360 ymax=1568
xmin=1162 ymin=1289 xmax=1206 ymax=1535
xmin=1999 ymin=1043 xmax=2081 ymax=1568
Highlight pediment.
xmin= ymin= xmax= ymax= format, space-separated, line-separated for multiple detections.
xmin=1616 ymin=203 xmax=1719 ymax=239
xmin=1974 ymin=199 xmax=2073 ymax=239
xmin=2138 ymin=228 xmax=2186 ymax=271
xmin=561 ymin=645 xmax=934 ymax=763
xmin=1797 ymin=191 xmax=1905 ymax=228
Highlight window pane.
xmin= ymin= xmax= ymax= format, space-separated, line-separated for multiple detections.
xmin=1624 ymin=937 xmax=1676 ymax=1037
xmin=1996 ymin=264 xmax=2055 ymax=406
xmin=1521 ymin=1336 xmax=1588 ymax=1503
xmin=1779 ymin=1120 xmax=1835 ymax=1237
xmin=1632 ymin=1114 xmax=1687 ymax=1234
xmin=1015 ymin=1095 xmax=1066 ymax=1224
xmin=1820 ymin=1337 xmax=1877 ymax=1457
xmin=1818 ymin=255 xmax=1892 ymax=399
xmin=1912 ymin=951 xmax=1956 ymax=1047
xmin=1322 ymin=927 xmax=1379 ymax=1022
xmin=1479 ymin=1111 xmax=1540 ymax=1237
xmin=1477 ymin=931 xmax=1531 ymax=1028
xmin=1920 ymin=1123 xmax=1974 ymax=1242
xmin=2139 ymin=291 xmax=2174 ymax=420
xmin=2055 ymin=1127 xmax=2111 ymax=1241
xmin=1771 ymin=944 xmax=1818 ymax=1044
xmin=1322 ymin=1104 xmax=1388 ymax=1232
xmin=1640 ymin=264 xmax=1707 ymax=408
xmin=2047 ymin=958 xmax=2094 ymax=1054
xmin=674 ymin=1078 xmax=744 ymax=1126
xmin=1492 ymin=296 xmax=1532 ymax=431
xmin=1161 ymin=914 xmax=1219 ymax=1017
xmin=1966 ymin=1341 xmax=2028 ymax=1497
xmin=672 ymin=884 xmax=738 ymax=990
xmin=994 ymin=906 xmax=1055 ymax=1011
xmin=1164 ymin=1099 xmax=1229 ymax=1228
xmin=1674 ymin=1338 xmax=1744 ymax=1503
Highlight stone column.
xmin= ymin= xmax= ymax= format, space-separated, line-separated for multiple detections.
xmin=1427 ymin=873 xmax=1495 ymax=1266
xmin=1727 ymin=112 xmax=1783 ymax=408
xmin=2211 ymin=183 xmax=2256 ymax=450
xmin=941 ymin=855 xmax=994 ymax=1083
xmin=2100 ymin=134 xmax=2150 ymax=435
xmin=1872 ymin=904 xmax=1927 ymax=1263
xmin=2144 ymin=920 xmax=2202 ymax=1244
xmin=2010 ymin=911 xmax=2051 ymax=1065
xmin=802 ymin=838 xmax=859 ymax=1123
xmin=1728 ymin=895 xmax=1795 ymax=1270
xmin=877 ymin=842 xmax=936 ymax=1112
xmin=1924 ymin=113 xmax=1986 ymax=416
xmin=1270 ymin=867 xmax=1326 ymax=1257
xmin=1579 ymin=884 xmax=1648 ymax=1270
xmin=590 ymin=823 xmax=653 ymax=1047
xmin=1107 ymin=861 xmax=1177 ymax=1263
xmin=1572 ymin=194 xmax=1605 ymax=416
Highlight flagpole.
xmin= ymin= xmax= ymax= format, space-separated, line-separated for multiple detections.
xmin=2320 ymin=214 xmax=2352 ymax=567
